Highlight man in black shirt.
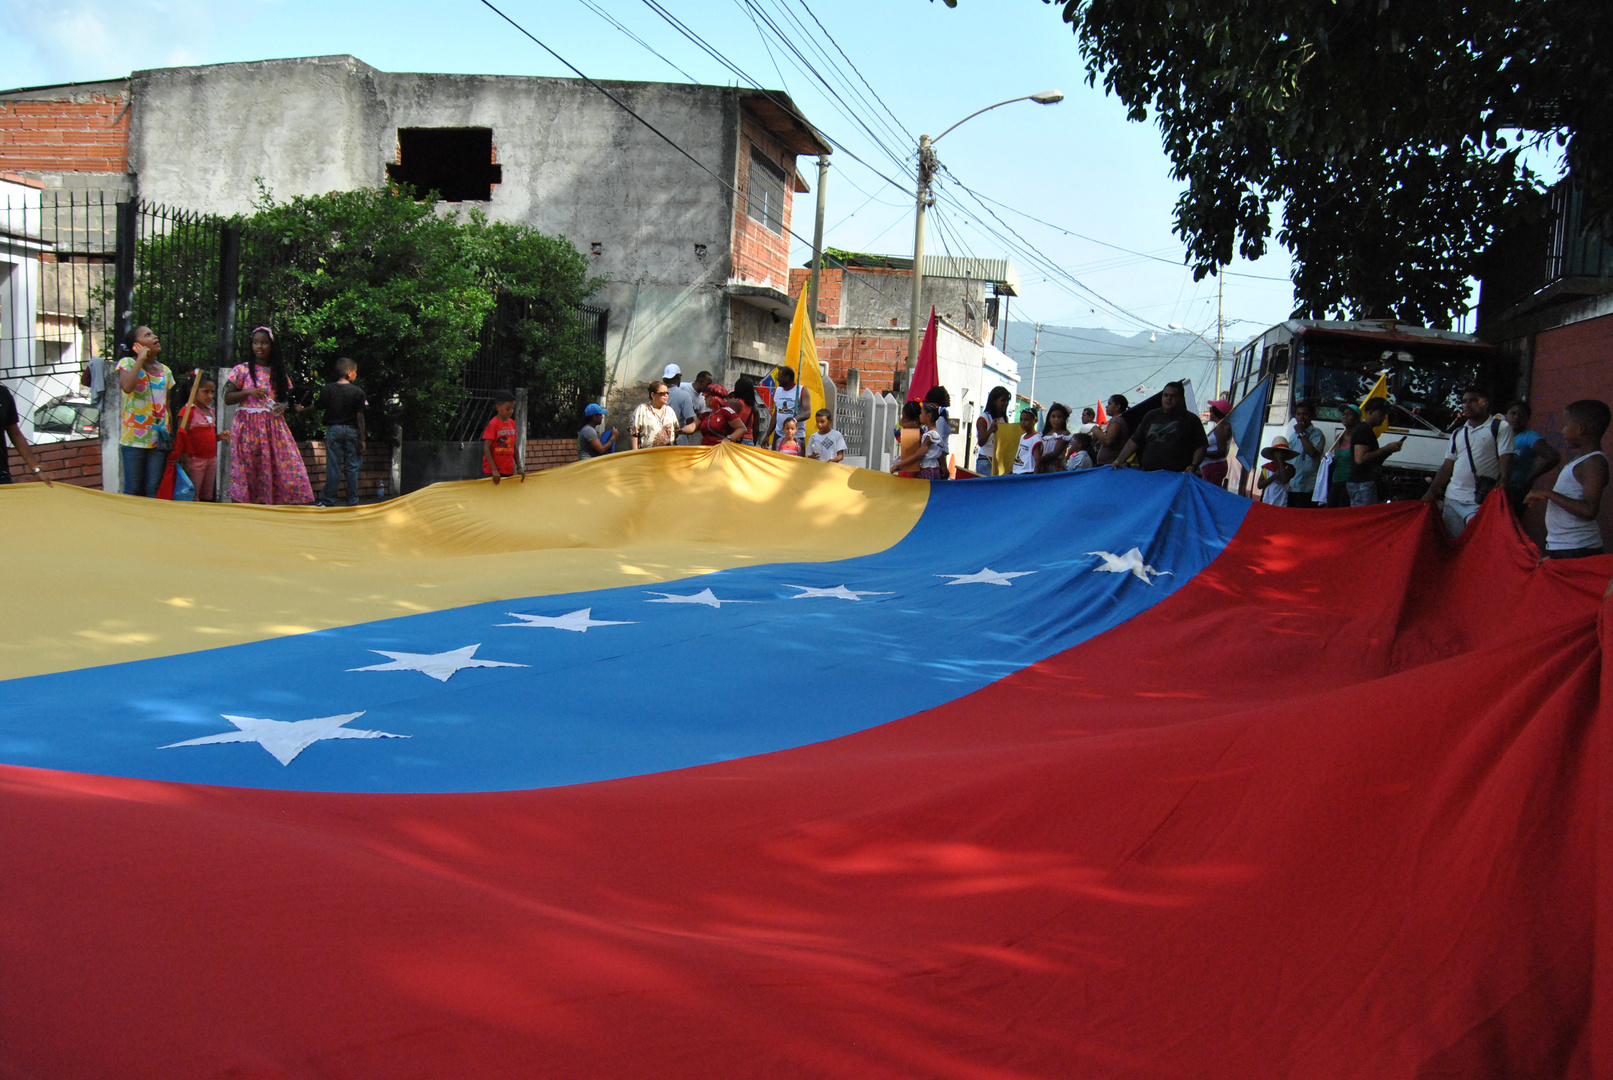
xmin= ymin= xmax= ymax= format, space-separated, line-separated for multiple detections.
xmin=1113 ymin=381 xmax=1209 ymax=473
xmin=314 ymin=358 xmax=368 ymax=506
xmin=1347 ymin=397 xmax=1405 ymax=505
xmin=0 ymin=384 xmax=45 ymax=484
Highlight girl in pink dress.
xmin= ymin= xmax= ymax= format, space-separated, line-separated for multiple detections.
xmin=225 ymin=327 xmax=314 ymax=505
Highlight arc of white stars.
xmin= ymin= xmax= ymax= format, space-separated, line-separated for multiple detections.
xmin=645 ymin=588 xmax=757 ymax=608
xmin=1088 ymin=548 xmax=1174 ymax=585
xmin=162 ymin=712 xmax=407 ymax=766
xmin=497 ymin=608 xmax=634 ymax=633
xmin=936 ymin=567 xmax=1037 ymax=587
xmin=784 ymin=584 xmax=893 ymax=601
xmin=349 ymin=644 xmax=526 ymax=682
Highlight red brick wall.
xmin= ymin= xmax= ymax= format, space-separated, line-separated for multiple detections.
xmin=524 ymin=438 xmax=577 ymax=471
xmin=297 ymin=440 xmax=396 ymax=498
xmin=788 ymin=266 xmax=843 ymax=326
xmin=7 ymin=436 xmax=585 ymax=496
xmin=7 ymin=437 xmax=100 ymax=487
xmin=0 ymin=94 xmax=130 ymax=173
xmin=1527 ymin=310 xmax=1613 ymax=546
xmin=732 ymin=113 xmax=795 ymax=289
xmin=817 ymin=333 xmax=909 ymax=393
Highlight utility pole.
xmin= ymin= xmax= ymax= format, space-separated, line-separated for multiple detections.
xmin=998 ymin=292 xmax=1010 ymax=351
xmin=1028 ymin=321 xmax=1042 ymax=405
xmin=1215 ymin=272 xmax=1225 ymax=398
xmin=904 ymin=135 xmax=937 ymax=387
xmin=807 ymin=155 xmax=829 ymax=330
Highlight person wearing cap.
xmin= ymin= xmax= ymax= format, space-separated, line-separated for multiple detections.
xmin=1259 ymin=437 xmax=1298 ymax=507
xmin=1284 ymin=400 xmax=1327 ymax=507
xmin=1200 ymin=398 xmax=1233 ymax=489
xmin=662 ymin=364 xmax=699 ymax=446
xmin=577 ymin=402 xmax=616 ymax=460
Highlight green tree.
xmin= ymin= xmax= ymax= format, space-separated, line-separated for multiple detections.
xmin=457 ymin=216 xmax=606 ymax=437
xmin=240 ymin=186 xmax=602 ymax=440
xmin=937 ymin=0 xmax=1610 ymax=327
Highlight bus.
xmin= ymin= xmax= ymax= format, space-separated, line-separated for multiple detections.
xmin=1225 ymin=319 xmax=1517 ymax=501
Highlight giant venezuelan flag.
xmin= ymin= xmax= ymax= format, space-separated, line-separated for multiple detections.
xmin=2 ymin=445 xmax=1611 ymax=1078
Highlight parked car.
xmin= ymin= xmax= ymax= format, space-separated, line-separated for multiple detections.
xmin=31 ymin=395 xmax=100 ymax=441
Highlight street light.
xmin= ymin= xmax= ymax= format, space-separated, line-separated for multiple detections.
xmin=1169 ymin=321 xmax=1225 ymax=399
xmin=904 ymin=91 xmax=1064 ymax=388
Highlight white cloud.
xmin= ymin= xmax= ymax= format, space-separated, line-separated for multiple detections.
xmin=0 ymin=0 xmax=263 ymax=86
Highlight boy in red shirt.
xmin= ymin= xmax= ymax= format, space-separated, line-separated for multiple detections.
xmin=482 ymin=392 xmax=523 ymax=485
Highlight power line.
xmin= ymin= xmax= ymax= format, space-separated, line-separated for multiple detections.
xmin=934 ymin=168 xmax=1171 ymax=332
xmin=571 ymin=0 xmax=698 ymax=82
xmin=790 ymin=0 xmax=911 ymax=147
xmin=962 ymin=186 xmax=1294 ymax=284
xmin=630 ymin=0 xmax=916 ymax=194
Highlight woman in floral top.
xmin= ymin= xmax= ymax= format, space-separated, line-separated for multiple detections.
xmin=115 ymin=325 xmax=173 ymax=497
xmin=224 ymin=326 xmax=314 ymax=505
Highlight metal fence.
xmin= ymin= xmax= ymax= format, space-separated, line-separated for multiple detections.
xmin=1 ymin=192 xmax=607 ymax=444
xmin=0 ymin=190 xmax=119 ymax=436
xmin=125 ymin=201 xmax=234 ymax=379
xmin=446 ymin=295 xmax=609 ymax=442
xmin=1477 ymin=178 xmax=1613 ymax=328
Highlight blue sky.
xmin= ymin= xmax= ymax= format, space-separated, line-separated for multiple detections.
xmin=1 ymin=0 xmax=1302 ymax=342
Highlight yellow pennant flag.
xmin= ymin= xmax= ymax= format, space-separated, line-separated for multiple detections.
xmin=783 ymin=285 xmax=828 ymax=431
xmin=1360 ymin=372 xmax=1390 ymax=436
xmin=762 ymin=287 xmax=829 ymax=446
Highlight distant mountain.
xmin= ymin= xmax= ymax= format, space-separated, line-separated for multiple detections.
xmin=997 ymin=321 xmax=1222 ymax=412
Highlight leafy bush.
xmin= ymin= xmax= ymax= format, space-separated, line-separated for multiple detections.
xmin=125 ymin=185 xmax=605 ymax=441
xmin=239 ymin=186 xmax=604 ymax=440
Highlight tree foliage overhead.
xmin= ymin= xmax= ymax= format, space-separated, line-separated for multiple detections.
xmin=939 ymin=0 xmax=1610 ymax=328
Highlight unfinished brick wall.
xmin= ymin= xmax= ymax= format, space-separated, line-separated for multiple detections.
xmin=817 ymin=332 xmax=909 ymax=394
xmin=297 ymin=441 xmax=397 ymax=499
xmin=8 ymin=436 xmax=588 ymax=498
xmin=0 ymin=94 xmax=130 ymax=173
xmin=788 ymin=266 xmax=843 ymax=326
xmin=7 ymin=437 xmax=101 ymax=487
xmin=525 ymin=438 xmax=579 ymax=472
xmin=731 ymin=113 xmax=795 ymax=290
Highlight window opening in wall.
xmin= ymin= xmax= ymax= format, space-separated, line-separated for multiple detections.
xmin=386 ymin=128 xmax=503 ymax=203
xmin=746 ymin=146 xmax=786 ymax=235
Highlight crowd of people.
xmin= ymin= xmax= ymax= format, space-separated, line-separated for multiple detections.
xmin=5 ymin=327 xmax=1608 ymax=559
xmin=94 ymin=323 xmax=364 ymax=506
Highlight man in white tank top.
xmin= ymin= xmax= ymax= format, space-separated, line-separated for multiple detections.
xmin=1525 ymin=398 xmax=1610 ymax=559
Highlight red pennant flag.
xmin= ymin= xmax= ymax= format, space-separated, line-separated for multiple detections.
xmin=1095 ymin=399 xmax=1110 ymax=425
xmin=907 ymin=308 xmax=939 ymax=403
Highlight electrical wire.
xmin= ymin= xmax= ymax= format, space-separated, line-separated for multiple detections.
xmin=572 ymin=0 xmax=698 ymax=81
xmin=961 ymin=185 xmax=1294 ymax=283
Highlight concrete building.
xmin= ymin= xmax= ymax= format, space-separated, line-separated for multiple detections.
xmin=789 ymin=252 xmax=1019 ymax=462
xmin=0 ymin=55 xmax=831 ymax=409
xmin=1478 ymin=179 xmax=1613 ymax=545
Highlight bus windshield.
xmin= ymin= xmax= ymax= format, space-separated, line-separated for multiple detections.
xmin=1298 ymin=336 xmax=1482 ymax=432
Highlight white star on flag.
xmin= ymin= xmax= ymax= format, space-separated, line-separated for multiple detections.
xmin=161 ymin=712 xmax=407 ymax=766
xmin=784 ymin=584 xmax=893 ymax=601
xmin=645 ymin=588 xmax=756 ymax=608
xmin=497 ymin=608 xmax=634 ymax=633
xmin=349 ymin=644 xmax=527 ymax=682
xmin=936 ymin=567 xmax=1037 ymax=586
xmin=1088 ymin=548 xmax=1174 ymax=584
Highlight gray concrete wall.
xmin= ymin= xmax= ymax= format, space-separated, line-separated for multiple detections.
xmin=840 ymin=268 xmax=989 ymax=338
xmin=727 ymin=299 xmax=792 ymax=378
xmin=124 ymin=56 xmax=749 ymax=389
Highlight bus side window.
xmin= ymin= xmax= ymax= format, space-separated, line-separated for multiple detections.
xmin=1267 ymin=344 xmax=1290 ymax=376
